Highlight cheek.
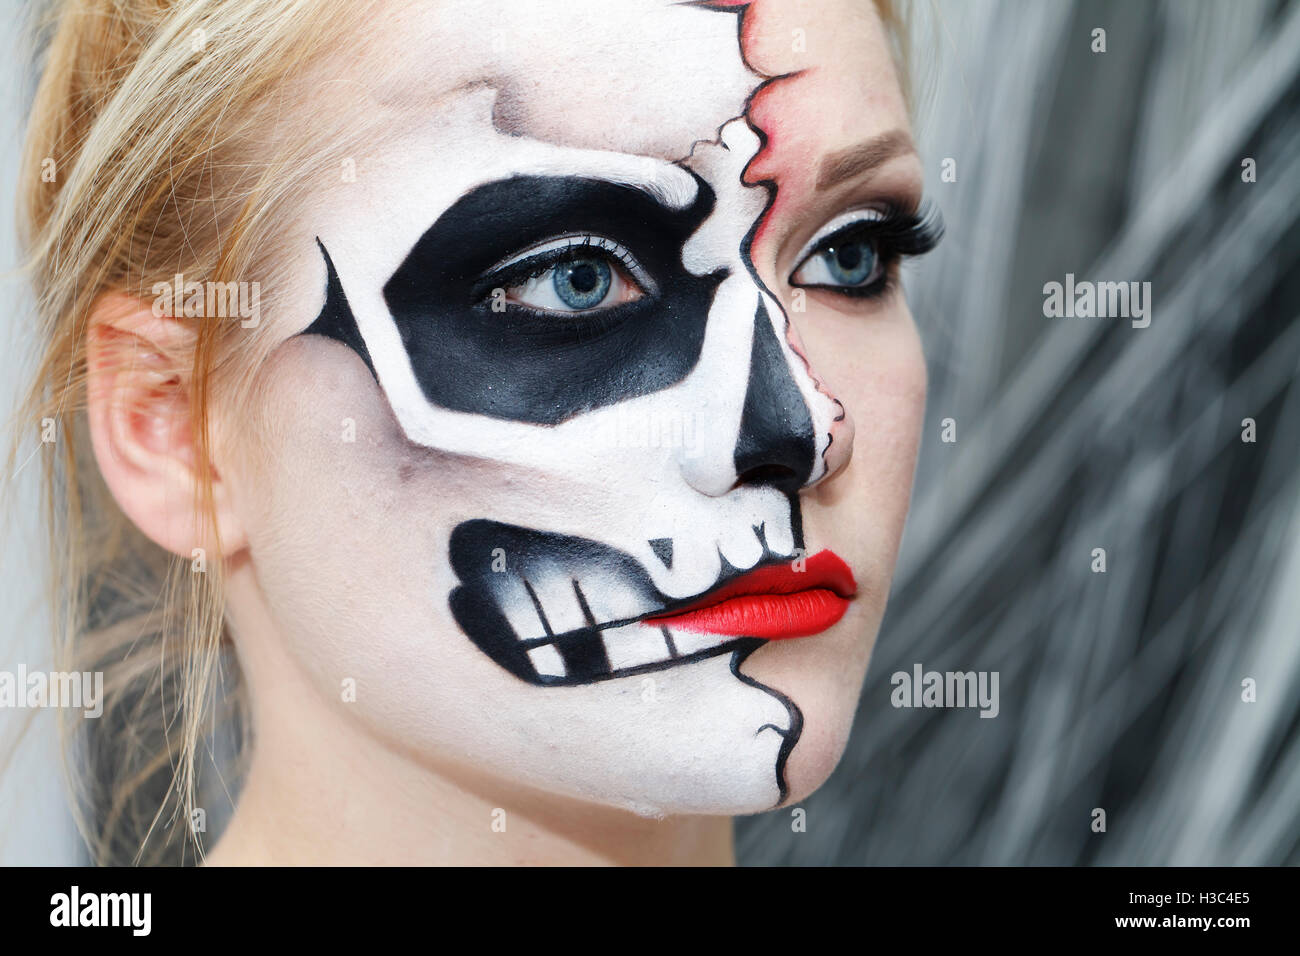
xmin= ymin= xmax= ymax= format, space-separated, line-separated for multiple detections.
xmin=800 ymin=294 xmax=927 ymax=542
xmin=227 ymin=341 xmax=455 ymax=691
xmin=225 ymin=342 xmax=557 ymax=781
xmin=812 ymin=299 xmax=928 ymax=621
xmin=837 ymin=305 xmax=927 ymax=523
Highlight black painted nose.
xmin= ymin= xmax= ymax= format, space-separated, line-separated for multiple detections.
xmin=732 ymin=299 xmax=815 ymax=496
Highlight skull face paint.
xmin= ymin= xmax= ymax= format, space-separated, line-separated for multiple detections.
xmin=304 ymin=111 xmax=840 ymax=792
xmin=244 ymin=0 xmax=928 ymax=820
xmin=306 ymin=115 xmax=843 ymax=652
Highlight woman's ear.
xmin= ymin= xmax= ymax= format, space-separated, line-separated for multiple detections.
xmin=85 ymin=291 xmax=248 ymax=559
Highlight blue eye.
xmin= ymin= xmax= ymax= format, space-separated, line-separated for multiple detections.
xmin=824 ymin=240 xmax=877 ymax=286
xmin=489 ymin=237 xmax=651 ymax=314
xmin=551 ymin=257 xmax=612 ymax=310
xmin=789 ymin=202 xmax=945 ymax=300
xmin=792 ymin=234 xmax=882 ymax=290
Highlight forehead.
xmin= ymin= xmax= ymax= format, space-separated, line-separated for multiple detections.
xmin=348 ymin=0 xmax=907 ymax=159
xmin=361 ymin=0 xmax=757 ymax=161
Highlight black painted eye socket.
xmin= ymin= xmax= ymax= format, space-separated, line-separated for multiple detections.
xmin=363 ymin=174 xmax=725 ymax=425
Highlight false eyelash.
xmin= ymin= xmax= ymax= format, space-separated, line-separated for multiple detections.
xmin=795 ymin=200 xmax=945 ymax=299
xmin=869 ymin=199 xmax=945 ymax=259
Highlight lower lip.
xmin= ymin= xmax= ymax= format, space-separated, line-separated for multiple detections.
xmin=648 ymin=588 xmax=850 ymax=640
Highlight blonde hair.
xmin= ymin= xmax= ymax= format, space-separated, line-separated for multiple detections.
xmin=13 ymin=0 xmax=367 ymax=865
xmin=11 ymin=0 xmax=910 ymax=866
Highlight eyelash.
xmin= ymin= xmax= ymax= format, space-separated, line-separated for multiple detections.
xmin=791 ymin=201 xmax=945 ymax=300
xmin=474 ymin=235 xmax=646 ymax=305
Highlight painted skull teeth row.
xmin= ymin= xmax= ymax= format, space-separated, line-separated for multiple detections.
xmin=523 ymin=621 xmax=736 ymax=686
xmin=448 ymin=518 xmax=797 ymax=685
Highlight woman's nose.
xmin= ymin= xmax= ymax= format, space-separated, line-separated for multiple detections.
xmin=681 ymin=295 xmax=853 ymax=497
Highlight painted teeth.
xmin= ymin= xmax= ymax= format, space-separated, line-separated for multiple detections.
xmin=600 ymin=623 xmax=673 ymax=671
xmin=496 ymin=566 xmax=743 ymax=683
xmin=487 ymin=551 xmax=768 ymax=684
xmin=451 ymin=519 xmax=781 ymax=687
xmin=526 ymin=621 xmax=739 ymax=684
xmin=663 ymin=623 xmax=733 ymax=657
xmin=526 ymin=643 xmax=567 ymax=679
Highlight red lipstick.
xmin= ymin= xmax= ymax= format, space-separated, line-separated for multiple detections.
xmin=646 ymin=550 xmax=856 ymax=640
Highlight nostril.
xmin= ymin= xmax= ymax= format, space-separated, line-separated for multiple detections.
xmin=733 ymin=463 xmax=803 ymax=494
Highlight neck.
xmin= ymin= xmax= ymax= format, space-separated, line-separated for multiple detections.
xmin=206 ymin=570 xmax=734 ymax=866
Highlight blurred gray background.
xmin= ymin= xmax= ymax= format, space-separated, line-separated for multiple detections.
xmin=738 ymin=0 xmax=1300 ymax=864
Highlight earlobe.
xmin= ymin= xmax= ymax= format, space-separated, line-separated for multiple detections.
xmin=85 ymin=292 xmax=248 ymax=559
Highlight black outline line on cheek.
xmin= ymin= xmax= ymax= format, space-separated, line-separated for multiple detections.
xmin=731 ymin=637 xmax=803 ymax=806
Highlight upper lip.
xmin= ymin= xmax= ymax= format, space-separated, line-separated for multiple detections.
xmin=645 ymin=549 xmax=856 ymax=621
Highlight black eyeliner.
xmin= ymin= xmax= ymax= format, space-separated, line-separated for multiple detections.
xmin=792 ymin=200 xmax=944 ymax=300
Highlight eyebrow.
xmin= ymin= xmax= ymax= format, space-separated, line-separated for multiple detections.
xmin=815 ymin=129 xmax=918 ymax=191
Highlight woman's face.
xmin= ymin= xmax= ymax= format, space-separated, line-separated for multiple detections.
xmin=226 ymin=0 xmax=929 ymax=815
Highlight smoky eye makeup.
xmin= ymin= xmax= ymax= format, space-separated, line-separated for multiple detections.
xmin=789 ymin=200 xmax=944 ymax=300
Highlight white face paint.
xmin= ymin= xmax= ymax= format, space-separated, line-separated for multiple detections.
xmin=238 ymin=0 xmax=924 ymax=817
